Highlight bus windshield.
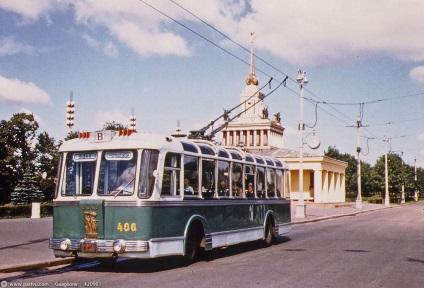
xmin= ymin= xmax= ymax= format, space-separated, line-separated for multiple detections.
xmin=97 ymin=150 xmax=137 ymax=196
xmin=61 ymin=152 xmax=97 ymax=196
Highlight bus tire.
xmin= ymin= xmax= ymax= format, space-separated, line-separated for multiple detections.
xmin=184 ymin=224 xmax=200 ymax=262
xmin=264 ymin=218 xmax=275 ymax=246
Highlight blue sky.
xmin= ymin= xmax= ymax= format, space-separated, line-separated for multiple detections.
xmin=1 ymin=0 xmax=424 ymax=167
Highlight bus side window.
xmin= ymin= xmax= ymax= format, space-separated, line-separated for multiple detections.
xmin=201 ymin=159 xmax=215 ymax=198
xmin=284 ymin=170 xmax=290 ymax=198
xmin=275 ymin=169 xmax=283 ymax=198
xmin=138 ymin=150 xmax=159 ymax=199
xmin=183 ymin=156 xmax=198 ymax=197
xmin=266 ymin=168 xmax=276 ymax=198
xmin=217 ymin=161 xmax=230 ymax=197
xmin=162 ymin=153 xmax=181 ymax=197
xmin=256 ymin=167 xmax=265 ymax=198
xmin=231 ymin=163 xmax=243 ymax=197
xmin=245 ymin=165 xmax=255 ymax=198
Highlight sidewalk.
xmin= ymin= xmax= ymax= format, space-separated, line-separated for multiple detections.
xmin=0 ymin=201 xmax=393 ymax=273
xmin=290 ymin=201 xmax=392 ymax=224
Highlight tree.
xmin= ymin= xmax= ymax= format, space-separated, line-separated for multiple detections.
xmin=34 ymin=132 xmax=60 ymax=201
xmin=371 ymin=153 xmax=405 ymax=199
xmin=65 ymin=131 xmax=79 ymax=141
xmin=10 ymin=168 xmax=44 ymax=205
xmin=0 ymin=113 xmax=39 ymax=203
xmin=103 ymin=121 xmax=125 ymax=131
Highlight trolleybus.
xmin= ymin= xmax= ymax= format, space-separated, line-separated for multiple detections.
xmin=49 ymin=129 xmax=291 ymax=261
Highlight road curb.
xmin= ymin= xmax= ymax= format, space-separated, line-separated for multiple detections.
xmin=291 ymin=205 xmax=396 ymax=225
xmin=0 ymin=258 xmax=73 ymax=273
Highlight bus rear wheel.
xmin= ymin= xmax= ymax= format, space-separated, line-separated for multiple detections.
xmin=184 ymin=224 xmax=201 ymax=262
xmin=264 ymin=219 xmax=275 ymax=246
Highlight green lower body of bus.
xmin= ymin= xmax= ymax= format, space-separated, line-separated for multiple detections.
xmin=49 ymin=199 xmax=291 ymax=260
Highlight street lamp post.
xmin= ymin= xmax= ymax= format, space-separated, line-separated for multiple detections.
xmin=295 ymin=69 xmax=308 ymax=219
xmin=401 ymin=152 xmax=405 ymax=204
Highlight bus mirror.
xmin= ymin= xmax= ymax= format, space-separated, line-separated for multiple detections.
xmin=152 ymin=170 xmax=159 ymax=178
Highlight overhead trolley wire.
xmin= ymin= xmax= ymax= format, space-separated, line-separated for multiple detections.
xmin=138 ymin=0 xmax=415 ymax=156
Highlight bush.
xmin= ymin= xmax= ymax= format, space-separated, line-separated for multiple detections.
xmin=365 ymin=195 xmax=383 ymax=204
xmin=0 ymin=202 xmax=53 ymax=219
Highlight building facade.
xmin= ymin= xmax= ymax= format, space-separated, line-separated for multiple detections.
xmin=221 ymin=32 xmax=347 ymax=203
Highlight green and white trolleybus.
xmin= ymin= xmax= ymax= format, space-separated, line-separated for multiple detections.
xmin=49 ymin=129 xmax=291 ymax=261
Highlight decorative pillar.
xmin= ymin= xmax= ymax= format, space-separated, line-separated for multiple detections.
xmin=329 ymin=172 xmax=335 ymax=202
xmin=314 ymin=169 xmax=323 ymax=203
xmin=322 ymin=170 xmax=329 ymax=202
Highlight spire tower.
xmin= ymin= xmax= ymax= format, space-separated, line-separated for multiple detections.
xmin=245 ymin=32 xmax=259 ymax=86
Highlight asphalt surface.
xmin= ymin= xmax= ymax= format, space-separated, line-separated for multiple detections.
xmin=0 ymin=201 xmax=396 ymax=273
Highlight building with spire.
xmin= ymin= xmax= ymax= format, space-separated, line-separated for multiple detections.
xmin=221 ymin=32 xmax=285 ymax=150
xmin=221 ymin=32 xmax=347 ymax=203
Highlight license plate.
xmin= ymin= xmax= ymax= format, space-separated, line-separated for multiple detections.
xmin=81 ymin=240 xmax=97 ymax=252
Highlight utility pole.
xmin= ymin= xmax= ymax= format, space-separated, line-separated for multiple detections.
xmin=414 ymin=157 xmax=419 ymax=201
xmin=356 ymin=116 xmax=362 ymax=209
xmin=401 ymin=152 xmax=405 ymax=204
xmin=384 ymin=136 xmax=390 ymax=206
xmin=295 ymin=69 xmax=308 ymax=219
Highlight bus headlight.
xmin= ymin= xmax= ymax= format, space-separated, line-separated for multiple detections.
xmin=60 ymin=238 xmax=71 ymax=251
xmin=113 ymin=239 xmax=126 ymax=253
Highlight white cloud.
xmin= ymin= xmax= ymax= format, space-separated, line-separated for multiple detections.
xmin=96 ymin=109 xmax=129 ymax=129
xmin=228 ymin=0 xmax=424 ymax=66
xmin=0 ymin=75 xmax=52 ymax=105
xmin=0 ymin=0 xmax=67 ymax=23
xmin=0 ymin=37 xmax=34 ymax=56
xmin=4 ymin=0 xmax=424 ymax=66
xmin=73 ymin=0 xmax=191 ymax=57
xmin=82 ymin=34 xmax=119 ymax=57
xmin=409 ymin=66 xmax=424 ymax=86
xmin=21 ymin=108 xmax=45 ymax=127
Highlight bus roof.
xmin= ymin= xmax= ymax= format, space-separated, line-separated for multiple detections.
xmin=60 ymin=130 xmax=289 ymax=169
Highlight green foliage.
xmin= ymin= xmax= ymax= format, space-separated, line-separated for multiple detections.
xmin=325 ymin=146 xmax=421 ymax=200
xmin=365 ymin=195 xmax=383 ymax=204
xmin=0 ymin=113 xmax=39 ymax=203
xmin=65 ymin=131 xmax=79 ymax=141
xmin=34 ymin=131 xmax=60 ymax=201
xmin=103 ymin=121 xmax=125 ymax=131
xmin=10 ymin=169 xmax=44 ymax=204
xmin=0 ymin=202 xmax=52 ymax=218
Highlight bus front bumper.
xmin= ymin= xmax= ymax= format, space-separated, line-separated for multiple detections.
xmin=49 ymin=238 xmax=149 ymax=258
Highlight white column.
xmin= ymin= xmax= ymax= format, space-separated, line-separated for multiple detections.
xmin=329 ymin=172 xmax=335 ymax=202
xmin=314 ymin=169 xmax=323 ymax=203
xmin=322 ymin=170 xmax=329 ymax=203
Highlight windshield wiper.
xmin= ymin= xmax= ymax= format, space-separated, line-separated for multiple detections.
xmin=113 ymin=179 xmax=134 ymax=198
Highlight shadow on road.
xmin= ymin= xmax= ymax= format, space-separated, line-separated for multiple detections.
xmin=76 ymin=236 xmax=291 ymax=274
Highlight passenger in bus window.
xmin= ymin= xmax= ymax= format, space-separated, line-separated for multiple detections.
xmin=232 ymin=181 xmax=242 ymax=197
xmin=246 ymin=183 xmax=254 ymax=198
xmin=184 ymin=178 xmax=194 ymax=194
xmin=110 ymin=165 xmax=135 ymax=195
xmin=218 ymin=180 xmax=229 ymax=196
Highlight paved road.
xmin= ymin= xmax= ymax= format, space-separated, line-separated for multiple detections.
xmin=2 ymin=202 xmax=423 ymax=287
